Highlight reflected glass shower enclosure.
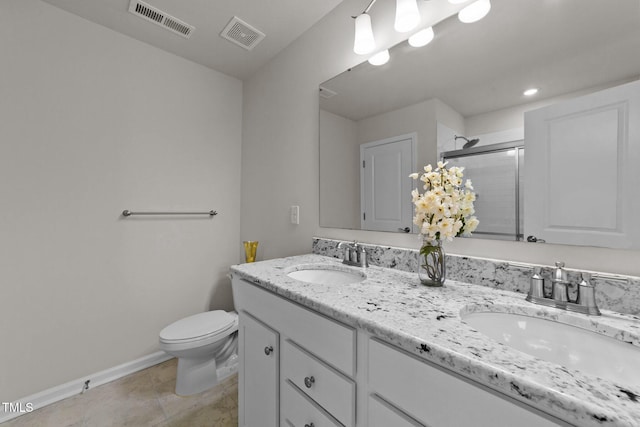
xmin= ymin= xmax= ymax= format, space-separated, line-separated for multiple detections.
xmin=441 ymin=141 xmax=524 ymax=241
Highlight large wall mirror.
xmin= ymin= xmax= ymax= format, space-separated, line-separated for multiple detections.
xmin=319 ymin=0 xmax=640 ymax=248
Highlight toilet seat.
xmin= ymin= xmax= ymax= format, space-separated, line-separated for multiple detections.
xmin=159 ymin=310 xmax=237 ymax=345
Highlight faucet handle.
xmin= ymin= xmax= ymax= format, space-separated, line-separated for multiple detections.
xmin=526 ymin=267 xmax=545 ymax=300
xmin=337 ymin=241 xmax=352 ymax=263
xmin=576 ymin=273 xmax=601 ymax=315
xmin=357 ymin=244 xmax=368 ymax=267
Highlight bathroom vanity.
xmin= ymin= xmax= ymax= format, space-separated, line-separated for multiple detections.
xmin=230 ymin=254 xmax=640 ymax=427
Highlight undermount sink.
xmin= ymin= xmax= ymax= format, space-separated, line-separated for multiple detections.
xmin=462 ymin=309 xmax=640 ymax=387
xmin=287 ymin=265 xmax=366 ymax=285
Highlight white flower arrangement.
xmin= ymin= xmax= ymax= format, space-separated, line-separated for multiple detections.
xmin=410 ymin=161 xmax=479 ymax=243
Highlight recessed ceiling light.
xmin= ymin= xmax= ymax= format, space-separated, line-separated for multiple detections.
xmin=523 ymin=88 xmax=539 ymax=96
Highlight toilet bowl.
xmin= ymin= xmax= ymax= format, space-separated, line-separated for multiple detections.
xmin=159 ymin=310 xmax=239 ymax=396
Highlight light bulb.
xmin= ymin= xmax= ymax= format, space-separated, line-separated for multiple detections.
xmin=408 ymin=27 xmax=434 ymax=47
xmin=368 ymin=50 xmax=390 ymax=66
xmin=394 ymin=0 xmax=421 ymax=33
xmin=458 ymin=0 xmax=491 ymax=23
xmin=524 ymin=88 xmax=539 ymax=96
xmin=354 ymin=13 xmax=376 ymax=55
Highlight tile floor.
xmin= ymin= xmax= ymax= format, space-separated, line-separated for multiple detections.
xmin=1 ymin=359 xmax=238 ymax=427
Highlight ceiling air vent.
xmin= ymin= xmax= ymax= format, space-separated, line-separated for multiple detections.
xmin=220 ymin=16 xmax=265 ymax=51
xmin=319 ymin=86 xmax=337 ymax=99
xmin=128 ymin=0 xmax=195 ymax=39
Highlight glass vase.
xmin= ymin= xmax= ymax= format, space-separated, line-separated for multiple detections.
xmin=418 ymin=239 xmax=446 ymax=287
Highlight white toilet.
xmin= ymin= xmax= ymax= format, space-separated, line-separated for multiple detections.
xmin=159 ymin=310 xmax=239 ymax=396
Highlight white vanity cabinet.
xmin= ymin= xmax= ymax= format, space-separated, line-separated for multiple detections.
xmin=232 ymin=277 xmax=356 ymax=427
xmin=232 ymin=275 xmax=567 ymax=427
xmin=367 ymin=338 xmax=565 ymax=427
xmin=238 ymin=312 xmax=279 ymax=427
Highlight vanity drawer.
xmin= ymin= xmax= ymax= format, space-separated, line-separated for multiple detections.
xmin=281 ymin=380 xmax=342 ymax=427
xmin=282 ymin=339 xmax=355 ymax=427
xmin=232 ymin=278 xmax=355 ymax=376
xmin=368 ymin=338 xmax=563 ymax=427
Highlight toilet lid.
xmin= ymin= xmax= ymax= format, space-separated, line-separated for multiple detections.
xmin=159 ymin=310 xmax=236 ymax=342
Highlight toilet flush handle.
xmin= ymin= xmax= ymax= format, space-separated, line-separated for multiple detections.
xmin=264 ymin=345 xmax=273 ymax=356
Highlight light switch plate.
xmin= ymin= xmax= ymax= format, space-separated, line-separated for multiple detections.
xmin=290 ymin=205 xmax=299 ymax=225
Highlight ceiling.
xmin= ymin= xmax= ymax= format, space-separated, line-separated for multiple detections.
xmin=321 ymin=0 xmax=640 ymax=120
xmin=41 ymin=0 xmax=344 ymax=80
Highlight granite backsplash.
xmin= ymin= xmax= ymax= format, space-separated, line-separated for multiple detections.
xmin=313 ymin=237 xmax=640 ymax=316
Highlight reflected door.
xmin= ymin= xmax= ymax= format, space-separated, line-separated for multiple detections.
xmin=360 ymin=134 xmax=416 ymax=233
xmin=524 ymin=79 xmax=640 ymax=248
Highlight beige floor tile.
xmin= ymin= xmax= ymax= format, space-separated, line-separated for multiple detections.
xmin=146 ymin=358 xmax=178 ymax=388
xmin=1 ymin=362 xmax=238 ymax=427
xmin=155 ymin=378 xmax=207 ymax=419
xmin=158 ymin=395 xmax=238 ymax=427
xmin=81 ymin=370 xmax=165 ymax=427
xmin=1 ymin=394 xmax=86 ymax=427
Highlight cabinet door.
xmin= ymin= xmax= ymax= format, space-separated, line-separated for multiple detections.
xmin=239 ymin=311 xmax=279 ymax=427
xmin=368 ymin=394 xmax=424 ymax=427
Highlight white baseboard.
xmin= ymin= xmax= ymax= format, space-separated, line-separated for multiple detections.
xmin=0 ymin=351 xmax=173 ymax=424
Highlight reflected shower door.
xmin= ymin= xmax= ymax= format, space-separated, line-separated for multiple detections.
xmin=445 ymin=146 xmax=523 ymax=240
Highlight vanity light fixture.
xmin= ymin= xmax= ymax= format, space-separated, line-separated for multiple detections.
xmin=354 ymin=12 xmax=376 ymax=54
xmin=353 ymin=0 xmax=490 ymax=56
xmin=394 ymin=0 xmax=421 ymax=33
xmin=353 ymin=0 xmax=422 ymax=54
xmin=458 ymin=0 xmax=491 ymax=23
xmin=368 ymin=49 xmax=390 ymax=65
xmin=524 ymin=88 xmax=539 ymax=96
xmin=408 ymin=26 xmax=434 ymax=47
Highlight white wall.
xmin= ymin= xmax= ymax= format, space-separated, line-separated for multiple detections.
xmin=320 ymin=110 xmax=359 ymax=229
xmin=242 ymin=0 xmax=640 ymax=276
xmin=240 ymin=0 xmax=463 ymax=260
xmin=358 ymin=99 xmax=438 ymax=172
xmin=0 ymin=0 xmax=242 ymax=401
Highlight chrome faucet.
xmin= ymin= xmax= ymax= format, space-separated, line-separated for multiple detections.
xmin=550 ymin=262 xmax=570 ymax=303
xmin=337 ymin=241 xmax=368 ymax=268
xmin=526 ymin=262 xmax=600 ymax=316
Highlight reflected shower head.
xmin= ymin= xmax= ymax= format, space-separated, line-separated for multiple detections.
xmin=454 ymin=135 xmax=480 ymax=149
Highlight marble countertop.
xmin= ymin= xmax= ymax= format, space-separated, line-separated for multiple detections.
xmin=230 ymin=254 xmax=640 ymax=427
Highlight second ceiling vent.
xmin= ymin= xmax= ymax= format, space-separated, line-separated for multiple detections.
xmin=220 ymin=16 xmax=265 ymax=51
xmin=128 ymin=0 xmax=195 ymax=38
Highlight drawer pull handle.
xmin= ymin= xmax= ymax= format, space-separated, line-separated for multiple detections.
xmin=304 ymin=424 xmax=314 ymax=427
xmin=264 ymin=346 xmax=273 ymax=356
xmin=304 ymin=376 xmax=315 ymax=388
